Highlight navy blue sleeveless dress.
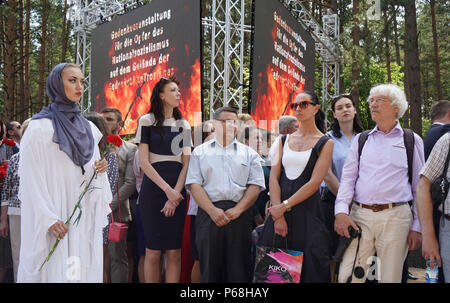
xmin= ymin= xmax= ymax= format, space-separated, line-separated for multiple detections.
xmin=138 ymin=118 xmax=190 ymax=250
xmin=258 ymin=135 xmax=331 ymax=282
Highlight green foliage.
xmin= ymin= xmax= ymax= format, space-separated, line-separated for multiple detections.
xmin=422 ymin=117 xmax=432 ymax=136
xmin=417 ymin=0 xmax=450 ymax=113
xmin=341 ymin=56 xmax=405 ymax=130
xmin=1 ymin=0 xmax=448 ymax=129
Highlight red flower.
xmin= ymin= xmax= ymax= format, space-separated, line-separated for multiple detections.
xmin=106 ymin=135 xmax=123 ymax=148
xmin=2 ymin=139 xmax=16 ymax=147
xmin=0 ymin=161 xmax=8 ymax=188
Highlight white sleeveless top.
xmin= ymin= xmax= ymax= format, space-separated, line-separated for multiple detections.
xmin=281 ymin=134 xmax=312 ymax=180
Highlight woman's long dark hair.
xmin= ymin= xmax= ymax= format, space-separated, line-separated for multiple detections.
xmin=149 ymin=76 xmax=183 ymax=127
xmin=330 ymin=94 xmax=364 ymax=138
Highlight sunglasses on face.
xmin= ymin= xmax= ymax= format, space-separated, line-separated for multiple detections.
xmin=290 ymin=100 xmax=316 ymax=110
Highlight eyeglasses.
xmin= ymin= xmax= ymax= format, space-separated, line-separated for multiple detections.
xmin=215 ymin=119 xmax=238 ymax=125
xmin=290 ymin=101 xmax=316 ymax=110
xmin=367 ymin=97 xmax=390 ymax=105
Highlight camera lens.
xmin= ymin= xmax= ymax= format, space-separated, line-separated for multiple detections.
xmin=354 ymin=266 xmax=365 ymax=279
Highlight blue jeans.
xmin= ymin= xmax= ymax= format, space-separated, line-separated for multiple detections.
xmin=439 ymin=216 xmax=450 ymax=283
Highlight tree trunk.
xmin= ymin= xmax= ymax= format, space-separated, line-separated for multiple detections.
xmin=404 ymin=0 xmax=421 ymax=136
xmin=18 ymin=0 xmax=26 ymax=121
xmin=37 ymin=0 xmax=48 ymax=113
xmin=422 ymin=68 xmax=430 ymax=119
xmin=403 ymin=49 xmax=410 ymax=128
xmin=384 ymin=10 xmax=391 ymax=83
xmin=23 ymin=0 xmax=31 ymax=119
xmin=327 ymin=0 xmax=337 ymax=13
xmin=61 ymin=0 xmax=68 ymax=62
xmin=3 ymin=0 xmax=17 ymax=121
xmin=392 ymin=5 xmax=401 ymax=66
xmin=351 ymin=0 xmax=360 ymax=113
xmin=363 ymin=17 xmax=370 ymax=69
xmin=0 ymin=12 xmax=5 ymax=119
xmin=430 ymin=0 xmax=443 ymax=100
xmin=336 ymin=0 xmax=344 ymax=95
xmin=318 ymin=1 xmax=322 ymax=21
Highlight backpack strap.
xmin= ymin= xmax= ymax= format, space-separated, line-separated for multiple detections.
xmin=357 ymin=130 xmax=371 ymax=170
xmin=402 ymin=128 xmax=415 ymax=185
xmin=358 ymin=128 xmax=415 ymax=185
xmin=281 ymin=134 xmax=287 ymax=147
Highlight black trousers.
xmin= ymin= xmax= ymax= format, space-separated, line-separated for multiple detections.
xmin=196 ymin=200 xmax=253 ymax=283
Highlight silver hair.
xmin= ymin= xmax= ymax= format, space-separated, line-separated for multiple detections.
xmin=278 ymin=115 xmax=297 ymax=134
xmin=368 ymin=83 xmax=408 ymax=119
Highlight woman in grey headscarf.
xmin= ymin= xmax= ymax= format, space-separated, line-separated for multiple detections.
xmin=17 ymin=63 xmax=112 ymax=283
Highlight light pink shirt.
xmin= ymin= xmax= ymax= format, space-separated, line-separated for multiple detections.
xmin=335 ymin=122 xmax=425 ymax=232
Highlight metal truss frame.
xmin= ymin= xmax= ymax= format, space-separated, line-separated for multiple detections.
xmin=203 ymin=0 xmax=251 ymax=119
xmin=70 ymin=0 xmax=140 ymax=112
xmin=73 ymin=0 xmax=339 ymax=118
xmin=280 ymin=1 xmax=340 ymax=114
xmin=204 ymin=0 xmax=340 ymax=118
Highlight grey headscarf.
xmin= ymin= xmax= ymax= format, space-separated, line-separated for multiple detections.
xmin=32 ymin=63 xmax=94 ymax=174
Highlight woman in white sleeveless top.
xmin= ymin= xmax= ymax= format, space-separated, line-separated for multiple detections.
xmin=257 ymin=91 xmax=334 ymax=283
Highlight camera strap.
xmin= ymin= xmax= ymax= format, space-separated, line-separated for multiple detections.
xmin=346 ymin=230 xmax=362 ymax=283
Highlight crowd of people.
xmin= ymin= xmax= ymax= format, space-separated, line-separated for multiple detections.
xmin=0 ymin=62 xmax=449 ymax=283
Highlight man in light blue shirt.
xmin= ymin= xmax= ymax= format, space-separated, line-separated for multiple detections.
xmin=185 ymin=107 xmax=265 ymax=282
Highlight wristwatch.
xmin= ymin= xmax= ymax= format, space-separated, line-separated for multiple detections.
xmin=283 ymin=200 xmax=291 ymax=212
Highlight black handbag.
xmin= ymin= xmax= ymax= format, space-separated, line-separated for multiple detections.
xmin=430 ymin=147 xmax=450 ymax=206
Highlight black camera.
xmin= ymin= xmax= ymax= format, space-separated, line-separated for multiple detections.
xmin=333 ymin=225 xmax=361 ymax=264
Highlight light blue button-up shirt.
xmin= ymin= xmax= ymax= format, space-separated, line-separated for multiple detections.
xmin=327 ymin=130 xmax=357 ymax=182
xmin=320 ymin=130 xmax=356 ymax=190
xmin=185 ymin=138 xmax=265 ymax=203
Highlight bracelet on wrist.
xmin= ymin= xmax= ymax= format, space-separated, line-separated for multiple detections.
xmin=283 ymin=200 xmax=291 ymax=212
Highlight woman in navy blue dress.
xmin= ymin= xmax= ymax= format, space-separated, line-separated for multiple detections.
xmin=136 ymin=76 xmax=191 ymax=283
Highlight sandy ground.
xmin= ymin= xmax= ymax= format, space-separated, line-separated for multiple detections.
xmin=408 ymin=267 xmax=426 ymax=283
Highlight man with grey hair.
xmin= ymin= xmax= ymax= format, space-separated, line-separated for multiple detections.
xmin=334 ymin=83 xmax=424 ymax=283
xmin=267 ymin=116 xmax=298 ymax=165
xmin=278 ymin=115 xmax=299 ymax=135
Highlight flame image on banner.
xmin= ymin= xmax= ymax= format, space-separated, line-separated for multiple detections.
xmin=250 ymin=0 xmax=315 ymax=131
xmin=251 ymin=64 xmax=305 ymax=130
xmin=100 ymin=56 xmax=201 ymax=135
xmin=90 ymin=0 xmax=202 ymax=135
